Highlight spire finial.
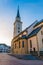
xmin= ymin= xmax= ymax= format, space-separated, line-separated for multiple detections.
xmin=18 ymin=5 xmax=19 ymax=10
xmin=16 ymin=5 xmax=20 ymax=18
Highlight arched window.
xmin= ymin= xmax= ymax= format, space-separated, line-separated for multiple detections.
xmin=41 ymin=31 xmax=43 ymax=35
xmin=19 ymin=41 xmax=20 ymax=48
xmin=42 ymin=39 xmax=43 ymax=44
xmin=22 ymin=41 xmax=24 ymax=48
xmin=30 ymin=40 xmax=32 ymax=48
xmin=15 ymin=44 xmax=16 ymax=48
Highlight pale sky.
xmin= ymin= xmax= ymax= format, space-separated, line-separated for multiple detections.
xmin=0 ymin=0 xmax=43 ymax=46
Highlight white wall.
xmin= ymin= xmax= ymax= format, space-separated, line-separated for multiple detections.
xmin=28 ymin=36 xmax=38 ymax=53
xmin=37 ymin=27 xmax=43 ymax=51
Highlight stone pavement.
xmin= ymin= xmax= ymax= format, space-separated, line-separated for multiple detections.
xmin=0 ymin=53 xmax=43 ymax=65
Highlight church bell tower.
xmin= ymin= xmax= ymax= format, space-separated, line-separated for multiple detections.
xmin=14 ymin=6 xmax=22 ymax=37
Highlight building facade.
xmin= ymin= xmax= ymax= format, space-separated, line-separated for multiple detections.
xmin=0 ymin=44 xmax=11 ymax=53
xmin=11 ymin=8 xmax=43 ymax=55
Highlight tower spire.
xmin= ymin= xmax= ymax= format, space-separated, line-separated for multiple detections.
xmin=16 ymin=6 xmax=20 ymax=18
xmin=14 ymin=6 xmax=22 ymax=37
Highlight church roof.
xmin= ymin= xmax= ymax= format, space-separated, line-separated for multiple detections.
xmin=21 ymin=35 xmax=27 ymax=39
xmin=12 ymin=19 xmax=43 ymax=41
xmin=18 ymin=35 xmax=27 ymax=40
xmin=28 ymin=27 xmax=42 ymax=38
xmin=34 ymin=19 xmax=43 ymax=27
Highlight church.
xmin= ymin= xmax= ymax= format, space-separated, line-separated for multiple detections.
xmin=11 ymin=7 xmax=43 ymax=56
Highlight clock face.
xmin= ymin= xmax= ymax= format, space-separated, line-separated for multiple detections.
xmin=18 ymin=23 xmax=20 ymax=26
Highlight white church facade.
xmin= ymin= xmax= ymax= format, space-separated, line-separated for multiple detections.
xmin=11 ymin=7 xmax=43 ymax=56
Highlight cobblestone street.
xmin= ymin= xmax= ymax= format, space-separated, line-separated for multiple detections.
xmin=0 ymin=53 xmax=43 ymax=65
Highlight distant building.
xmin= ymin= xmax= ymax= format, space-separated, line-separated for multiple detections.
xmin=0 ymin=44 xmax=11 ymax=53
xmin=11 ymin=7 xmax=43 ymax=56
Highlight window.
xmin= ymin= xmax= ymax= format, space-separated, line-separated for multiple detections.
xmin=18 ymin=31 xmax=20 ymax=33
xmin=41 ymin=31 xmax=43 ymax=35
xmin=18 ymin=27 xmax=20 ymax=29
xmin=30 ymin=40 xmax=32 ymax=48
xmin=22 ymin=41 xmax=24 ymax=48
xmin=42 ymin=39 xmax=43 ymax=44
xmin=15 ymin=44 xmax=16 ymax=48
xmin=19 ymin=41 xmax=20 ymax=48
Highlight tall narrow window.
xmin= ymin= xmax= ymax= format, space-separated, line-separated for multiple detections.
xmin=22 ymin=41 xmax=24 ymax=48
xmin=42 ymin=39 xmax=43 ymax=44
xmin=18 ymin=31 xmax=20 ymax=33
xmin=30 ymin=40 xmax=32 ymax=48
xmin=15 ymin=44 xmax=16 ymax=49
xmin=42 ymin=39 xmax=43 ymax=48
xmin=41 ymin=31 xmax=43 ymax=35
xmin=19 ymin=41 xmax=20 ymax=48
